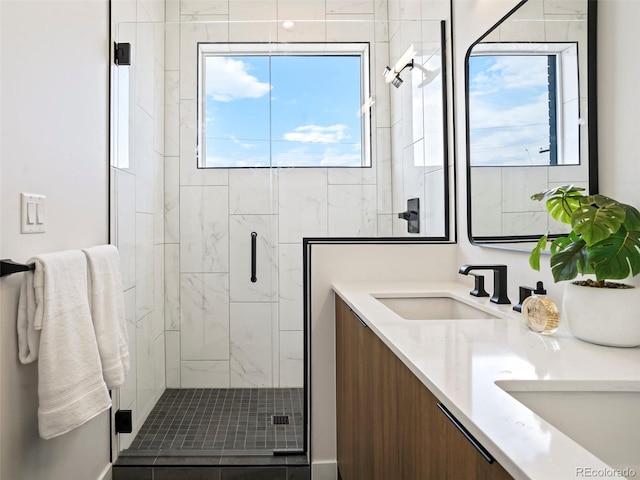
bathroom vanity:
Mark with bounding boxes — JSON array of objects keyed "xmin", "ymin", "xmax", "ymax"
[
  {"xmin": 335, "ymin": 294, "xmax": 512, "ymax": 479},
  {"xmin": 334, "ymin": 282, "xmax": 640, "ymax": 480}
]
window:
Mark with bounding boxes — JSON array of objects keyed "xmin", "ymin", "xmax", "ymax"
[
  {"xmin": 197, "ymin": 43, "xmax": 371, "ymax": 168},
  {"xmin": 468, "ymin": 43, "xmax": 579, "ymax": 167}
]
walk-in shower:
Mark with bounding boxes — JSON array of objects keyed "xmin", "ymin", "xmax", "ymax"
[{"xmin": 109, "ymin": 2, "xmax": 451, "ymax": 473}]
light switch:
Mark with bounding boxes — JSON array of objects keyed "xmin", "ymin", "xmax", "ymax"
[
  {"xmin": 27, "ymin": 203, "xmax": 36, "ymax": 224},
  {"xmin": 36, "ymin": 203, "xmax": 45, "ymax": 225},
  {"xmin": 21, "ymin": 193, "xmax": 46, "ymax": 233}
]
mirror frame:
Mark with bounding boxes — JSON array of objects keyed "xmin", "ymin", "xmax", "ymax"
[{"xmin": 464, "ymin": 0, "xmax": 599, "ymax": 245}]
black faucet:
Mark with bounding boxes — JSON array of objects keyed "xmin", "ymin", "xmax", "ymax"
[
  {"xmin": 513, "ymin": 281, "xmax": 546, "ymax": 313},
  {"xmin": 458, "ymin": 264, "xmax": 511, "ymax": 305}
]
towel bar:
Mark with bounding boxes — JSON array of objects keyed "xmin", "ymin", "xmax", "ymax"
[{"xmin": 0, "ymin": 259, "xmax": 35, "ymax": 277}]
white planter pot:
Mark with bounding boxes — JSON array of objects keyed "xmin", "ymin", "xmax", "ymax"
[{"xmin": 563, "ymin": 281, "xmax": 640, "ymax": 347}]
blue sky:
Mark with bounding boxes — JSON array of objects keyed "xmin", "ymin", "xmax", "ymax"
[
  {"xmin": 468, "ymin": 55, "xmax": 552, "ymax": 166},
  {"xmin": 203, "ymin": 54, "xmax": 363, "ymax": 168}
]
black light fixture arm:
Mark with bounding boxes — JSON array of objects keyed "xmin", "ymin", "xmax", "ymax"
[
  {"xmin": 384, "ymin": 60, "xmax": 415, "ymax": 88},
  {"xmin": 396, "ymin": 59, "xmax": 414, "ymax": 75}
]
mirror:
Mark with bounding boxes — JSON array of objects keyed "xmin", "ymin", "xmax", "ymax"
[{"xmin": 465, "ymin": 0, "xmax": 598, "ymax": 243}]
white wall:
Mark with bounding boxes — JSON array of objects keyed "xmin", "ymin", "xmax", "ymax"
[
  {"xmin": 597, "ymin": 0, "xmax": 640, "ymax": 208},
  {"xmin": 0, "ymin": 1, "xmax": 111, "ymax": 480}
]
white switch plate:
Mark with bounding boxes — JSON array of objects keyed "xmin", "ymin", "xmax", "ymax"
[{"xmin": 21, "ymin": 193, "xmax": 46, "ymax": 233}]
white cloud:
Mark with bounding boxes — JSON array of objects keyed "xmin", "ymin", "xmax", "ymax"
[
  {"xmin": 228, "ymin": 135, "xmax": 258, "ymax": 150},
  {"xmin": 206, "ymin": 57, "xmax": 271, "ymax": 102},
  {"xmin": 471, "ymin": 56, "xmax": 548, "ymax": 96},
  {"xmin": 470, "ymin": 92, "xmax": 548, "ymax": 129},
  {"xmin": 283, "ymin": 124, "xmax": 350, "ymax": 144},
  {"xmin": 270, "ymin": 142, "xmax": 362, "ymax": 167},
  {"xmin": 271, "ymin": 147, "xmax": 361, "ymax": 167},
  {"xmin": 469, "ymin": 90, "xmax": 551, "ymax": 166}
]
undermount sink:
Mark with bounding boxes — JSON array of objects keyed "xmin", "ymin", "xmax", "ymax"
[
  {"xmin": 497, "ymin": 381, "xmax": 640, "ymax": 473},
  {"xmin": 374, "ymin": 295, "xmax": 500, "ymax": 320}
]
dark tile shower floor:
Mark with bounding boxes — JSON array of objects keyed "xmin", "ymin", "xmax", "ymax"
[{"xmin": 122, "ymin": 388, "xmax": 304, "ymax": 457}]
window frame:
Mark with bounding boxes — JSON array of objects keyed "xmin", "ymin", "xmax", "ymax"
[{"xmin": 196, "ymin": 42, "xmax": 372, "ymax": 169}]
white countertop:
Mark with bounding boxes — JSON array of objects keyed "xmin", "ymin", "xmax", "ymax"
[{"xmin": 333, "ymin": 281, "xmax": 640, "ymax": 480}]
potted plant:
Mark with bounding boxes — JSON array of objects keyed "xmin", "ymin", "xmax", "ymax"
[{"xmin": 529, "ymin": 184, "xmax": 640, "ymax": 347}]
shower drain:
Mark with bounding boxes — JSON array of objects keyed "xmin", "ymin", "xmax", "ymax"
[{"xmin": 271, "ymin": 415, "xmax": 290, "ymax": 425}]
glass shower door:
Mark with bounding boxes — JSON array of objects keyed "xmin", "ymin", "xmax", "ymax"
[{"xmin": 111, "ymin": 17, "xmax": 305, "ymax": 459}]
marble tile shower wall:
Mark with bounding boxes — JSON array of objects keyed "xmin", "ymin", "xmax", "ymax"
[
  {"xmin": 470, "ymin": 0, "xmax": 589, "ymax": 237},
  {"xmin": 389, "ymin": 0, "xmax": 451, "ymax": 238},
  {"xmin": 163, "ymin": 0, "xmax": 395, "ymax": 390},
  {"xmin": 112, "ymin": 0, "xmax": 167, "ymax": 450}
]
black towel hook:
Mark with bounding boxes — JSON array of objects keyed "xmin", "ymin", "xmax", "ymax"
[{"xmin": 0, "ymin": 259, "xmax": 35, "ymax": 277}]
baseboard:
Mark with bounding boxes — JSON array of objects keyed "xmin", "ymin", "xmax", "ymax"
[{"xmin": 311, "ymin": 460, "xmax": 337, "ymax": 480}]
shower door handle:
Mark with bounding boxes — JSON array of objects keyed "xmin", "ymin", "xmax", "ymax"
[{"xmin": 250, "ymin": 232, "xmax": 257, "ymax": 283}]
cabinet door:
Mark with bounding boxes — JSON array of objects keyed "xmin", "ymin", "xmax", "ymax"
[
  {"xmin": 336, "ymin": 296, "xmax": 424, "ymax": 479},
  {"xmin": 390, "ymin": 336, "xmax": 513, "ymax": 480},
  {"xmin": 436, "ymin": 403, "xmax": 513, "ymax": 480},
  {"xmin": 394, "ymin": 352, "xmax": 440, "ymax": 478},
  {"xmin": 368, "ymin": 320, "xmax": 401, "ymax": 479},
  {"xmin": 335, "ymin": 297, "xmax": 355, "ymax": 480},
  {"xmin": 335, "ymin": 297, "xmax": 373, "ymax": 480}
]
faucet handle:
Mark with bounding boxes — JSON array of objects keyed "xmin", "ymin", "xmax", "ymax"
[
  {"xmin": 469, "ymin": 273, "xmax": 489, "ymax": 298},
  {"xmin": 513, "ymin": 282, "xmax": 546, "ymax": 312}
]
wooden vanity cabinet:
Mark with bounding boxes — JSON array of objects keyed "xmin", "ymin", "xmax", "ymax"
[{"xmin": 335, "ymin": 295, "xmax": 513, "ymax": 480}]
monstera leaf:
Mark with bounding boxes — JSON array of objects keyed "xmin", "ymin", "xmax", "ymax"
[
  {"xmin": 571, "ymin": 195, "xmax": 626, "ymax": 246},
  {"xmin": 549, "ymin": 237, "xmax": 589, "ymax": 282},
  {"xmin": 529, "ymin": 234, "xmax": 548, "ymax": 271},
  {"xmin": 530, "ymin": 186, "xmax": 640, "ymax": 284},
  {"xmin": 588, "ymin": 230, "xmax": 640, "ymax": 280},
  {"xmin": 531, "ymin": 185, "xmax": 585, "ymax": 224},
  {"xmin": 622, "ymin": 202, "xmax": 640, "ymax": 231}
]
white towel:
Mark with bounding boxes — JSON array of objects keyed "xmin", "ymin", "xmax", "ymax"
[
  {"xmin": 17, "ymin": 265, "xmax": 39, "ymax": 363},
  {"xmin": 16, "ymin": 250, "xmax": 111, "ymax": 439},
  {"xmin": 82, "ymin": 245, "xmax": 130, "ymax": 389}
]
